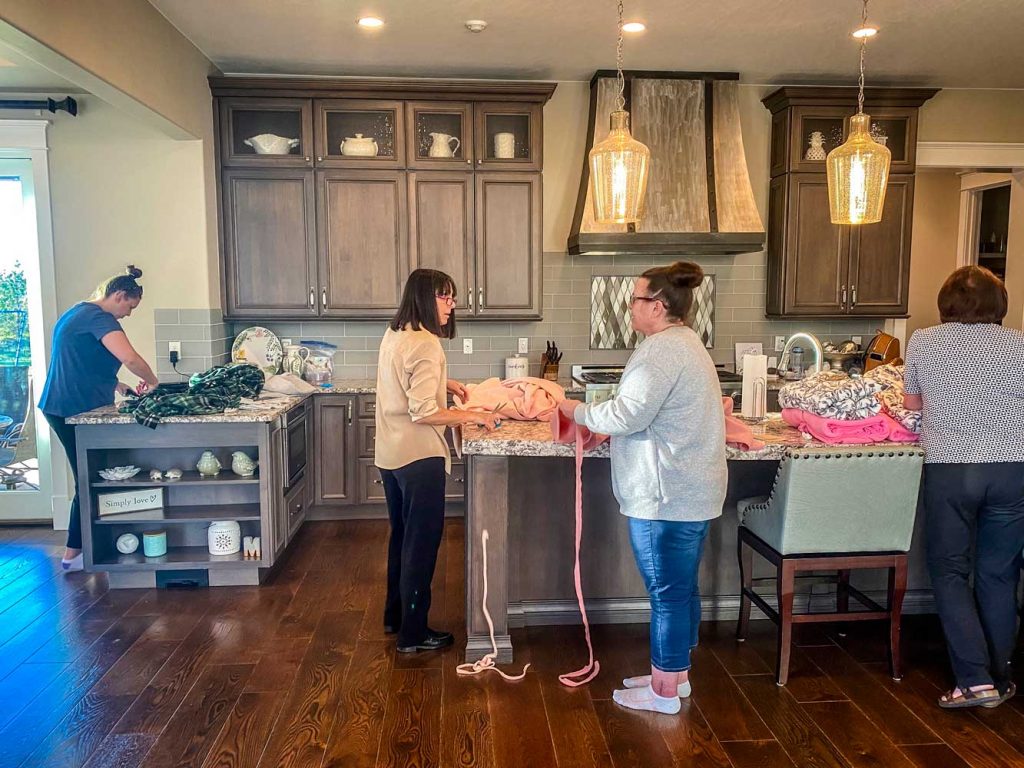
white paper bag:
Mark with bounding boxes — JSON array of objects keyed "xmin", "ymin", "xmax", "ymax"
[{"xmin": 741, "ymin": 354, "xmax": 768, "ymax": 419}]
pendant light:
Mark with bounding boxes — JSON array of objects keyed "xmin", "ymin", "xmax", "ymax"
[
  {"xmin": 826, "ymin": 0, "xmax": 891, "ymax": 225},
  {"xmin": 589, "ymin": 0, "xmax": 651, "ymax": 225}
]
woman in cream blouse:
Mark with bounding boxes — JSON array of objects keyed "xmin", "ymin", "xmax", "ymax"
[{"xmin": 375, "ymin": 269, "xmax": 497, "ymax": 654}]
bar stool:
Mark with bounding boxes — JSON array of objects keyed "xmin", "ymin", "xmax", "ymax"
[{"xmin": 736, "ymin": 446, "xmax": 924, "ymax": 685}]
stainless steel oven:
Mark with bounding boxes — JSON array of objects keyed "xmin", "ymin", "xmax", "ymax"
[{"xmin": 281, "ymin": 399, "xmax": 309, "ymax": 494}]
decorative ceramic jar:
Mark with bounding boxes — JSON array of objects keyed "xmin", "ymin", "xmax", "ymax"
[
  {"xmin": 208, "ymin": 521, "xmax": 242, "ymax": 555},
  {"xmin": 428, "ymin": 132, "xmax": 460, "ymax": 158},
  {"xmin": 231, "ymin": 451, "xmax": 258, "ymax": 478},
  {"xmin": 142, "ymin": 530, "xmax": 167, "ymax": 557},
  {"xmin": 243, "ymin": 134, "xmax": 300, "ymax": 155},
  {"xmin": 494, "ymin": 131, "xmax": 516, "ymax": 159},
  {"xmin": 196, "ymin": 451, "xmax": 222, "ymax": 477},
  {"xmin": 805, "ymin": 131, "xmax": 827, "ymax": 160},
  {"xmin": 340, "ymin": 133, "xmax": 379, "ymax": 156}
]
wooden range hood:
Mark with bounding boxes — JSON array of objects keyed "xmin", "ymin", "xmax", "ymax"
[{"xmin": 568, "ymin": 71, "xmax": 765, "ymax": 256}]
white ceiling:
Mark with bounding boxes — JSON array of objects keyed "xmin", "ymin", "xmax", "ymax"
[{"xmin": 148, "ymin": 0, "xmax": 1024, "ymax": 88}]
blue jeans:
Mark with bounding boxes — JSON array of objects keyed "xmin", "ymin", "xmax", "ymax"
[{"xmin": 628, "ymin": 517, "xmax": 709, "ymax": 672}]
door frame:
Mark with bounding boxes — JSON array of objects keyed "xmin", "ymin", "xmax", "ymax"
[{"xmin": 0, "ymin": 119, "xmax": 64, "ymax": 523}]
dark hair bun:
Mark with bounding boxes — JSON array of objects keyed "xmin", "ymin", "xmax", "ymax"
[
  {"xmin": 668, "ymin": 261, "xmax": 703, "ymax": 289},
  {"xmin": 125, "ymin": 265, "xmax": 143, "ymax": 280}
]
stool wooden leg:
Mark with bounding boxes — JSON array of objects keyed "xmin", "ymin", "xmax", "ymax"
[
  {"xmin": 776, "ymin": 560, "xmax": 796, "ymax": 686},
  {"xmin": 888, "ymin": 556, "xmax": 908, "ymax": 681},
  {"xmin": 837, "ymin": 569, "xmax": 851, "ymax": 637},
  {"xmin": 737, "ymin": 532, "xmax": 753, "ymax": 641}
]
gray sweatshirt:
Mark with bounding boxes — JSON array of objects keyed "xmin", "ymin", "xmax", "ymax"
[{"xmin": 575, "ymin": 326, "xmax": 727, "ymax": 522}]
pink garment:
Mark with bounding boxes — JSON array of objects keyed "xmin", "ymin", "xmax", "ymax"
[
  {"xmin": 722, "ymin": 397, "xmax": 766, "ymax": 451},
  {"xmin": 550, "ymin": 407, "xmax": 609, "ymax": 451},
  {"xmin": 782, "ymin": 408, "xmax": 920, "ymax": 445},
  {"xmin": 455, "ymin": 377, "xmax": 565, "ymax": 420}
]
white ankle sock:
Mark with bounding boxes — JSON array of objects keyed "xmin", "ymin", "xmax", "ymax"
[
  {"xmin": 622, "ymin": 675, "xmax": 691, "ymax": 698},
  {"xmin": 612, "ymin": 684, "xmax": 681, "ymax": 714},
  {"xmin": 61, "ymin": 553, "xmax": 84, "ymax": 572}
]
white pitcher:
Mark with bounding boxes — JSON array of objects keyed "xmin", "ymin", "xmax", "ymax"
[
  {"xmin": 428, "ymin": 132, "xmax": 460, "ymax": 158},
  {"xmin": 494, "ymin": 132, "xmax": 516, "ymax": 159}
]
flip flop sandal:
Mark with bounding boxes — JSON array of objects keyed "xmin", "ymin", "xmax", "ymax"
[
  {"xmin": 937, "ymin": 686, "xmax": 1001, "ymax": 709},
  {"xmin": 981, "ymin": 682, "xmax": 1017, "ymax": 709}
]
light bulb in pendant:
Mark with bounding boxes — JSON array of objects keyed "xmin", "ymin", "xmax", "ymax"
[{"xmin": 849, "ymin": 153, "xmax": 867, "ymax": 224}]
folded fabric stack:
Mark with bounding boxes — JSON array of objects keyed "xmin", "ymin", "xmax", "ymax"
[
  {"xmin": 119, "ymin": 363, "xmax": 265, "ymax": 428},
  {"xmin": 454, "ymin": 376, "xmax": 566, "ymax": 420},
  {"xmin": 778, "ymin": 365, "xmax": 918, "ymax": 445}
]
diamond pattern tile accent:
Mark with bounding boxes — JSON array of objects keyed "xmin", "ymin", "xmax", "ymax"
[{"xmin": 590, "ymin": 275, "xmax": 715, "ymax": 350}]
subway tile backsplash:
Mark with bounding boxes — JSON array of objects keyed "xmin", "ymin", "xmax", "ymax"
[{"xmin": 154, "ymin": 250, "xmax": 881, "ymax": 382}]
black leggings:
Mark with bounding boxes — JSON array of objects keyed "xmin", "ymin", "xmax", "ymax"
[
  {"xmin": 924, "ymin": 462, "xmax": 1024, "ymax": 692},
  {"xmin": 43, "ymin": 413, "xmax": 82, "ymax": 551},
  {"xmin": 379, "ymin": 457, "xmax": 446, "ymax": 646}
]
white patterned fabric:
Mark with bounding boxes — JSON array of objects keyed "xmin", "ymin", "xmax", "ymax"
[
  {"xmin": 777, "ymin": 370, "xmax": 882, "ymax": 421},
  {"xmin": 865, "ymin": 364, "xmax": 921, "ymax": 433},
  {"xmin": 904, "ymin": 322, "xmax": 1024, "ymax": 464}
]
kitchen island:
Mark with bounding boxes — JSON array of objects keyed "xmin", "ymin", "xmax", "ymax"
[
  {"xmin": 461, "ymin": 417, "xmax": 928, "ymax": 664},
  {"xmin": 67, "ymin": 394, "xmax": 312, "ymax": 587}
]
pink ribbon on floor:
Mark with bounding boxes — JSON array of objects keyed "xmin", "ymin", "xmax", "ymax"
[{"xmin": 456, "ymin": 529, "xmax": 531, "ymax": 682}]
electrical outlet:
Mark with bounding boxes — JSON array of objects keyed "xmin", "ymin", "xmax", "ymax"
[
  {"xmin": 168, "ymin": 341, "xmax": 181, "ymax": 363},
  {"xmin": 463, "ymin": 338, "xmax": 473, "ymax": 355},
  {"xmin": 852, "ymin": 335, "xmax": 863, "ymax": 346},
  {"xmin": 774, "ymin": 336, "xmax": 786, "ymax": 352},
  {"xmin": 281, "ymin": 338, "xmax": 292, "ymax": 346},
  {"xmin": 518, "ymin": 337, "xmax": 529, "ymax": 354}
]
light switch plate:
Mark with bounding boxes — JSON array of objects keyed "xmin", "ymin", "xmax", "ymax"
[
  {"xmin": 168, "ymin": 341, "xmax": 181, "ymax": 355},
  {"xmin": 852, "ymin": 335, "xmax": 863, "ymax": 346},
  {"xmin": 734, "ymin": 342, "xmax": 763, "ymax": 374},
  {"xmin": 463, "ymin": 338, "xmax": 473, "ymax": 355},
  {"xmin": 518, "ymin": 337, "xmax": 529, "ymax": 354},
  {"xmin": 774, "ymin": 336, "xmax": 787, "ymax": 352}
]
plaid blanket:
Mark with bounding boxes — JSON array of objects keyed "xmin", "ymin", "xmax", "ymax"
[{"xmin": 119, "ymin": 363, "xmax": 264, "ymax": 428}]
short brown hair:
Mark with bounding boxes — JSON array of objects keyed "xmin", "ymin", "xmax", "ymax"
[
  {"xmin": 641, "ymin": 261, "xmax": 704, "ymax": 322},
  {"xmin": 390, "ymin": 268, "xmax": 457, "ymax": 339},
  {"xmin": 938, "ymin": 266, "xmax": 1007, "ymax": 324}
]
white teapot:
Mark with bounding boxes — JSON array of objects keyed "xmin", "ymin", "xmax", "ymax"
[
  {"xmin": 244, "ymin": 134, "xmax": 300, "ymax": 155},
  {"xmin": 340, "ymin": 133, "xmax": 379, "ymax": 157},
  {"xmin": 428, "ymin": 132, "xmax": 460, "ymax": 158}
]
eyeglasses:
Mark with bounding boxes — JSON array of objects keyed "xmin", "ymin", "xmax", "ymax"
[
  {"xmin": 435, "ymin": 294, "xmax": 456, "ymax": 307},
  {"xmin": 629, "ymin": 294, "xmax": 664, "ymax": 307}
]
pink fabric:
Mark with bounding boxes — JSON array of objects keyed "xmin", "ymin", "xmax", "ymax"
[
  {"xmin": 455, "ymin": 377, "xmax": 566, "ymax": 420},
  {"xmin": 722, "ymin": 397, "xmax": 766, "ymax": 451},
  {"xmin": 782, "ymin": 408, "xmax": 920, "ymax": 445},
  {"xmin": 550, "ymin": 407, "xmax": 609, "ymax": 451}
]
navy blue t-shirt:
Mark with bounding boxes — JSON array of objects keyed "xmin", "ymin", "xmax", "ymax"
[{"xmin": 39, "ymin": 302, "xmax": 123, "ymax": 418}]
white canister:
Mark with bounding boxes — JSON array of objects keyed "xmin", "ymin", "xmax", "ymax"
[
  {"xmin": 504, "ymin": 355, "xmax": 528, "ymax": 380},
  {"xmin": 494, "ymin": 132, "xmax": 516, "ymax": 159},
  {"xmin": 208, "ymin": 521, "xmax": 242, "ymax": 555}
]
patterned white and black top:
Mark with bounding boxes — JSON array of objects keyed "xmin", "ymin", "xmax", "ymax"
[{"xmin": 904, "ymin": 322, "xmax": 1024, "ymax": 464}]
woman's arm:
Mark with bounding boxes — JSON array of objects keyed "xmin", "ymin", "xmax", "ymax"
[
  {"xmin": 903, "ymin": 393, "xmax": 923, "ymax": 411},
  {"xmin": 575, "ymin": 360, "xmax": 676, "ymax": 437},
  {"xmin": 417, "ymin": 408, "xmax": 498, "ymax": 430},
  {"xmin": 101, "ymin": 331, "xmax": 159, "ymax": 389}
]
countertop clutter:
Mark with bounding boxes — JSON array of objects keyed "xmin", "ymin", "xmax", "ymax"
[{"xmin": 66, "ymin": 394, "xmax": 307, "ymax": 425}]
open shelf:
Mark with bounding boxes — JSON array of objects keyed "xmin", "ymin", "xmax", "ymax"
[
  {"xmin": 94, "ymin": 503, "xmax": 261, "ymax": 525},
  {"xmin": 91, "ymin": 470, "xmax": 259, "ymax": 488},
  {"xmin": 93, "ymin": 547, "xmax": 259, "ymax": 570}
]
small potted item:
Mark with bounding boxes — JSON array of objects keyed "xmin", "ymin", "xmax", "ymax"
[
  {"xmin": 231, "ymin": 451, "xmax": 258, "ymax": 478},
  {"xmin": 196, "ymin": 451, "xmax": 222, "ymax": 477},
  {"xmin": 142, "ymin": 530, "xmax": 167, "ymax": 557},
  {"xmin": 208, "ymin": 521, "xmax": 242, "ymax": 555}
]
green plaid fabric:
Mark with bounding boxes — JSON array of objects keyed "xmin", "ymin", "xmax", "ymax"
[{"xmin": 120, "ymin": 363, "xmax": 265, "ymax": 428}]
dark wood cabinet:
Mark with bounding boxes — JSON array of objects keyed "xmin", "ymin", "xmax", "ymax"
[
  {"xmin": 762, "ymin": 86, "xmax": 937, "ymax": 318},
  {"xmin": 222, "ymin": 169, "xmax": 318, "ymax": 317},
  {"xmin": 317, "ymin": 169, "xmax": 408, "ymax": 317},
  {"xmin": 212, "ymin": 77, "xmax": 555, "ymax": 321},
  {"xmin": 313, "ymin": 395, "xmax": 356, "ymax": 506}
]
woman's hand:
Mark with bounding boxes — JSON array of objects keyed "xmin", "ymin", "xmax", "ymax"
[
  {"xmin": 115, "ymin": 382, "xmax": 138, "ymax": 397},
  {"xmin": 467, "ymin": 413, "xmax": 499, "ymax": 431},
  {"xmin": 558, "ymin": 399, "xmax": 582, "ymax": 419},
  {"xmin": 447, "ymin": 379, "xmax": 468, "ymax": 401}
]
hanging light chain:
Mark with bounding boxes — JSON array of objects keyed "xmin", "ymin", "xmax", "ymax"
[
  {"xmin": 616, "ymin": 0, "xmax": 626, "ymax": 111},
  {"xmin": 857, "ymin": 0, "xmax": 868, "ymax": 114}
]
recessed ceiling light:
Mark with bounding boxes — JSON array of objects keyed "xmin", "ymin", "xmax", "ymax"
[
  {"xmin": 357, "ymin": 16, "xmax": 385, "ymax": 29},
  {"xmin": 852, "ymin": 25, "xmax": 878, "ymax": 39},
  {"xmin": 465, "ymin": 19, "xmax": 488, "ymax": 33},
  {"xmin": 622, "ymin": 21, "xmax": 646, "ymax": 33}
]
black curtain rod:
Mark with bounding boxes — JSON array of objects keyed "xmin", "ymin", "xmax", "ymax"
[{"xmin": 0, "ymin": 96, "xmax": 77, "ymax": 116}]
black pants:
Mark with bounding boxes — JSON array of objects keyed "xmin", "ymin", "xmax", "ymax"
[
  {"xmin": 380, "ymin": 457, "xmax": 446, "ymax": 646},
  {"xmin": 44, "ymin": 413, "xmax": 81, "ymax": 551},
  {"xmin": 924, "ymin": 462, "xmax": 1024, "ymax": 691}
]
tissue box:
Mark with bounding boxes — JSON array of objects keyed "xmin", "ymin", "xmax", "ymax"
[{"xmin": 97, "ymin": 488, "xmax": 164, "ymax": 517}]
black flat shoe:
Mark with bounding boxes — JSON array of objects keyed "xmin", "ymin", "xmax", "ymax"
[{"xmin": 396, "ymin": 629, "xmax": 454, "ymax": 654}]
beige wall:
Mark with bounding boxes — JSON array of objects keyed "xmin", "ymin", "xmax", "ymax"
[
  {"xmin": 906, "ymin": 170, "xmax": 961, "ymax": 336},
  {"xmin": 920, "ymin": 90, "xmax": 1024, "ymax": 143}
]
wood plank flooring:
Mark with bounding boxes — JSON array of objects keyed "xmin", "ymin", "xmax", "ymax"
[{"xmin": 1, "ymin": 520, "xmax": 1023, "ymax": 767}]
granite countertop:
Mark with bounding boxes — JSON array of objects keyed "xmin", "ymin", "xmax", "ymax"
[
  {"xmin": 66, "ymin": 394, "xmax": 309, "ymax": 425},
  {"xmin": 319, "ymin": 379, "xmax": 586, "ymax": 395},
  {"xmin": 462, "ymin": 416, "xmax": 921, "ymax": 462}
]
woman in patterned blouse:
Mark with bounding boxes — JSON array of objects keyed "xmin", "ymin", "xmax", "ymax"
[{"xmin": 903, "ymin": 266, "xmax": 1024, "ymax": 710}]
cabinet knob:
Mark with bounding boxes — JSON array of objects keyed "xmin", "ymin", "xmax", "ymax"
[
  {"xmin": 467, "ymin": 159, "xmax": 472, "ymax": 165},
  {"xmin": 317, "ymin": 156, "xmax": 323, "ymax": 162},
  {"xmin": 305, "ymin": 156, "xmax": 311, "ymax": 162}
]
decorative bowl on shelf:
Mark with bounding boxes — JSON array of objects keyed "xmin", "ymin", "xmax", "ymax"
[
  {"xmin": 243, "ymin": 133, "xmax": 299, "ymax": 155},
  {"xmin": 98, "ymin": 465, "xmax": 142, "ymax": 481}
]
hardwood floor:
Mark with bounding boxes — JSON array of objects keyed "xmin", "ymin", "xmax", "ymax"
[{"xmin": 1, "ymin": 520, "xmax": 1023, "ymax": 767}]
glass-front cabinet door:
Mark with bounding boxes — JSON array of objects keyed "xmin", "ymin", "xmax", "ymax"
[
  {"xmin": 864, "ymin": 108, "xmax": 917, "ymax": 173},
  {"xmin": 314, "ymin": 99, "xmax": 404, "ymax": 168},
  {"xmin": 219, "ymin": 98, "xmax": 313, "ymax": 167},
  {"xmin": 475, "ymin": 103, "xmax": 542, "ymax": 171},
  {"xmin": 406, "ymin": 102, "xmax": 474, "ymax": 170},
  {"xmin": 787, "ymin": 106, "xmax": 854, "ymax": 173}
]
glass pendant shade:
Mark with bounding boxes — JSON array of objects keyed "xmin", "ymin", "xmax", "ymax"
[
  {"xmin": 826, "ymin": 113, "xmax": 891, "ymax": 225},
  {"xmin": 589, "ymin": 110, "xmax": 651, "ymax": 225}
]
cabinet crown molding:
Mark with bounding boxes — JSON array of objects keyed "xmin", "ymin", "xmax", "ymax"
[{"xmin": 210, "ymin": 76, "xmax": 557, "ymax": 102}]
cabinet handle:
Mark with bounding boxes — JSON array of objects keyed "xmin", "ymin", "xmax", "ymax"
[
  {"xmin": 454, "ymin": 477, "xmax": 465, "ymax": 483},
  {"xmin": 367, "ymin": 402, "xmax": 376, "ymax": 411},
  {"xmin": 373, "ymin": 478, "xmax": 383, "ymax": 485},
  {"xmin": 478, "ymin": 288, "xmax": 483, "ymax": 309},
  {"xmin": 291, "ymin": 502, "xmax": 303, "ymax": 516},
  {"xmin": 317, "ymin": 156, "xmax": 323, "ymax": 162},
  {"xmin": 468, "ymin": 290, "xmax": 474, "ymax": 310},
  {"xmin": 309, "ymin": 287, "xmax": 315, "ymax": 308},
  {"xmin": 346, "ymin": 399, "xmax": 353, "ymax": 425},
  {"xmin": 841, "ymin": 285, "xmax": 847, "ymax": 305},
  {"xmin": 305, "ymin": 156, "xmax": 311, "ymax": 163},
  {"xmin": 321, "ymin": 288, "xmax": 327, "ymax": 308},
  {"xmin": 851, "ymin": 285, "xmax": 857, "ymax": 306}
]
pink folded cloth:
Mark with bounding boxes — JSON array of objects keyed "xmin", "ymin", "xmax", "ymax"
[
  {"xmin": 455, "ymin": 377, "xmax": 566, "ymax": 420},
  {"xmin": 782, "ymin": 408, "xmax": 920, "ymax": 445},
  {"xmin": 549, "ymin": 407, "xmax": 608, "ymax": 451},
  {"xmin": 722, "ymin": 397, "xmax": 766, "ymax": 451}
]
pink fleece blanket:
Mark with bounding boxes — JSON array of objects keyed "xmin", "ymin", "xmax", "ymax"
[
  {"xmin": 782, "ymin": 408, "xmax": 920, "ymax": 445},
  {"xmin": 722, "ymin": 397, "xmax": 766, "ymax": 451},
  {"xmin": 455, "ymin": 377, "xmax": 566, "ymax": 420}
]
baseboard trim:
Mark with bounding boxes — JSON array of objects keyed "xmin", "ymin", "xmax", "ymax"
[{"xmin": 508, "ymin": 589, "xmax": 936, "ymax": 628}]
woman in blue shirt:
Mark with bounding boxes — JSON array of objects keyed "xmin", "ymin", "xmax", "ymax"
[{"xmin": 38, "ymin": 265, "xmax": 159, "ymax": 572}]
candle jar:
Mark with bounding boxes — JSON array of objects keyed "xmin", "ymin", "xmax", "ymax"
[{"xmin": 143, "ymin": 530, "xmax": 167, "ymax": 557}]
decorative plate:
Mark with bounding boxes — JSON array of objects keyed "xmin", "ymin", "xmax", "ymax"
[
  {"xmin": 231, "ymin": 327, "xmax": 283, "ymax": 376},
  {"xmin": 99, "ymin": 465, "xmax": 142, "ymax": 481}
]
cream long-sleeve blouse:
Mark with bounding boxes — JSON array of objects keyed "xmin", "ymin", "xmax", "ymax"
[{"xmin": 374, "ymin": 326, "xmax": 451, "ymax": 473}]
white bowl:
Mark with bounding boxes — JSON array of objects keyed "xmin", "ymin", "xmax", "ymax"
[{"xmin": 98, "ymin": 465, "xmax": 141, "ymax": 481}]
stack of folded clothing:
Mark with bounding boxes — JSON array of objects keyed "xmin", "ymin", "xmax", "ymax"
[{"xmin": 778, "ymin": 366, "xmax": 919, "ymax": 445}]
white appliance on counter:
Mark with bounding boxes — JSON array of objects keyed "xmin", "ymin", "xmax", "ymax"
[{"xmin": 572, "ymin": 364, "xmax": 745, "ymax": 405}]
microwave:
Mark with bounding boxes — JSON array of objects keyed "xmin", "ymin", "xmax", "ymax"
[{"xmin": 281, "ymin": 399, "xmax": 309, "ymax": 494}]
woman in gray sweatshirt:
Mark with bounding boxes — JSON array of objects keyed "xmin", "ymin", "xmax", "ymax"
[{"xmin": 558, "ymin": 261, "xmax": 727, "ymax": 715}]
